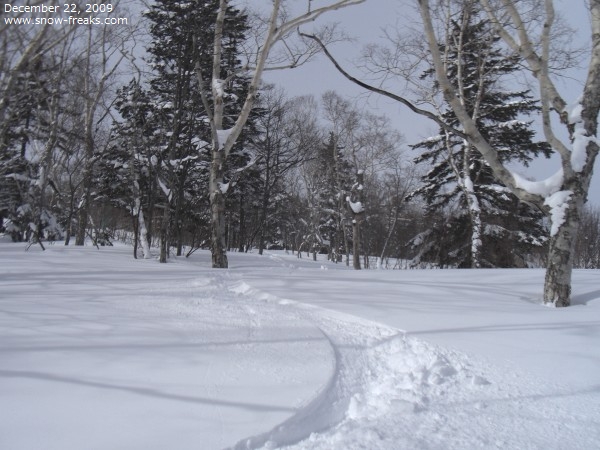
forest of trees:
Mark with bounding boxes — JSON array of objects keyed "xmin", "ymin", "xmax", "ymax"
[{"xmin": 1, "ymin": 1, "xmax": 600, "ymax": 299}]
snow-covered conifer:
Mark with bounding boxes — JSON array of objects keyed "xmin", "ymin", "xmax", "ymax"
[{"xmin": 410, "ymin": 7, "xmax": 550, "ymax": 268}]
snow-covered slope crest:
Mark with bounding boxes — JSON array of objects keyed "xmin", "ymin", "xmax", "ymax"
[{"xmin": 227, "ymin": 280, "xmax": 489, "ymax": 450}]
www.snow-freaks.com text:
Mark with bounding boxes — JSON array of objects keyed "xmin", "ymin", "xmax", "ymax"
[{"xmin": 3, "ymin": 3, "xmax": 128, "ymax": 26}]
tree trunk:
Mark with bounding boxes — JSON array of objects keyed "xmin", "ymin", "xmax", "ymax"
[
  {"xmin": 543, "ymin": 193, "xmax": 584, "ymax": 307},
  {"xmin": 64, "ymin": 189, "xmax": 75, "ymax": 245},
  {"xmin": 238, "ymin": 192, "xmax": 247, "ymax": 253},
  {"xmin": 210, "ymin": 149, "xmax": 228, "ymax": 268},
  {"xmin": 34, "ymin": 112, "xmax": 59, "ymax": 248},
  {"xmin": 75, "ymin": 171, "xmax": 91, "ymax": 245},
  {"xmin": 132, "ymin": 186, "xmax": 152, "ymax": 260},
  {"xmin": 464, "ymin": 178, "xmax": 483, "ymax": 268},
  {"xmin": 258, "ymin": 183, "xmax": 270, "ymax": 255},
  {"xmin": 138, "ymin": 208, "xmax": 151, "ymax": 259},
  {"xmin": 159, "ymin": 204, "xmax": 169, "ymax": 263},
  {"xmin": 343, "ymin": 225, "xmax": 350, "ymax": 266},
  {"xmin": 175, "ymin": 181, "xmax": 185, "ymax": 257},
  {"xmin": 378, "ymin": 205, "xmax": 400, "ymax": 269},
  {"xmin": 352, "ymin": 219, "xmax": 361, "ymax": 270},
  {"xmin": 132, "ymin": 212, "xmax": 139, "ymax": 259},
  {"xmin": 349, "ymin": 170, "xmax": 365, "ymax": 270},
  {"xmin": 75, "ymin": 130, "xmax": 94, "ymax": 246}
]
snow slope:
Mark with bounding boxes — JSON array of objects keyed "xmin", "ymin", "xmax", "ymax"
[{"xmin": 1, "ymin": 242, "xmax": 599, "ymax": 449}]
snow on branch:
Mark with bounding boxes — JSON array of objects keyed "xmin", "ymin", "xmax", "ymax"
[
  {"xmin": 545, "ymin": 190, "xmax": 573, "ymax": 237},
  {"xmin": 216, "ymin": 128, "xmax": 234, "ymax": 150},
  {"xmin": 568, "ymin": 99, "xmax": 596, "ymax": 172},
  {"xmin": 158, "ymin": 178, "xmax": 172, "ymax": 202},
  {"xmin": 511, "ymin": 169, "xmax": 563, "ymax": 197},
  {"xmin": 218, "ymin": 181, "xmax": 230, "ymax": 195},
  {"xmin": 346, "ymin": 196, "xmax": 364, "ymax": 214}
]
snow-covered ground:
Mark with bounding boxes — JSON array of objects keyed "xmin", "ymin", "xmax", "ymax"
[{"xmin": 1, "ymin": 241, "xmax": 599, "ymax": 449}]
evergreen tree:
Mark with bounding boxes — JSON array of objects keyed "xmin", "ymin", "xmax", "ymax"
[
  {"xmin": 98, "ymin": 79, "xmax": 163, "ymax": 257},
  {"xmin": 308, "ymin": 132, "xmax": 353, "ymax": 261},
  {"xmin": 0, "ymin": 54, "xmax": 68, "ymax": 244},
  {"xmin": 138, "ymin": 0, "xmax": 253, "ymax": 259},
  {"xmin": 410, "ymin": 7, "xmax": 550, "ymax": 268},
  {"xmin": 0, "ymin": 66, "xmax": 38, "ymax": 240}
]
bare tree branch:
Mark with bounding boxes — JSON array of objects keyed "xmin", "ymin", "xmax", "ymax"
[{"xmin": 299, "ymin": 30, "xmax": 473, "ymax": 141}]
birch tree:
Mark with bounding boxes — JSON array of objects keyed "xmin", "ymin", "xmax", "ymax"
[
  {"xmin": 417, "ymin": 0, "xmax": 600, "ymax": 306},
  {"xmin": 196, "ymin": 0, "xmax": 365, "ymax": 268}
]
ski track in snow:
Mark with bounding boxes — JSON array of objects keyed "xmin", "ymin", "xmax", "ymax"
[{"xmin": 223, "ymin": 269, "xmax": 600, "ymax": 450}]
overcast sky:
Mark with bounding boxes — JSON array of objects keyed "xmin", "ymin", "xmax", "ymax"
[{"xmin": 263, "ymin": 0, "xmax": 599, "ymax": 206}]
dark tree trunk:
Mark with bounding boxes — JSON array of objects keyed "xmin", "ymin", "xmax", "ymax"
[{"xmin": 159, "ymin": 204, "xmax": 170, "ymax": 263}]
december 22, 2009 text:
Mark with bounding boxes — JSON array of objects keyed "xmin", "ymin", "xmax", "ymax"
[{"xmin": 4, "ymin": 3, "xmax": 115, "ymax": 14}]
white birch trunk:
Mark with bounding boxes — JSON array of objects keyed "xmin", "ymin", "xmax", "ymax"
[
  {"xmin": 132, "ymin": 183, "xmax": 151, "ymax": 260},
  {"xmin": 462, "ymin": 175, "xmax": 483, "ymax": 268}
]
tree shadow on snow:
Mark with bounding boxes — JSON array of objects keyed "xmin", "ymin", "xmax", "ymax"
[{"xmin": 0, "ymin": 369, "xmax": 296, "ymax": 413}]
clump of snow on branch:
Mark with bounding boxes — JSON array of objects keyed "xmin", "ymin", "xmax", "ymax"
[
  {"xmin": 218, "ymin": 181, "xmax": 230, "ymax": 194},
  {"xmin": 511, "ymin": 169, "xmax": 563, "ymax": 197},
  {"xmin": 544, "ymin": 190, "xmax": 573, "ymax": 236},
  {"xmin": 497, "ymin": 120, "xmax": 527, "ymax": 128},
  {"xmin": 192, "ymin": 137, "xmax": 210, "ymax": 151},
  {"xmin": 346, "ymin": 196, "xmax": 364, "ymax": 214},
  {"xmin": 158, "ymin": 178, "xmax": 172, "ymax": 201},
  {"xmin": 212, "ymin": 78, "xmax": 225, "ymax": 97},
  {"xmin": 216, "ymin": 128, "xmax": 233, "ymax": 150},
  {"xmin": 568, "ymin": 99, "xmax": 596, "ymax": 173}
]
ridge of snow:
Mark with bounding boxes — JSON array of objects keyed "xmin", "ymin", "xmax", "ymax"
[{"xmin": 227, "ymin": 280, "xmax": 481, "ymax": 450}]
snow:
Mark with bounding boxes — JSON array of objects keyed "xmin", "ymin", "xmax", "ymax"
[
  {"xmin": 511, "ymin": 168, "xmax": 563, "ymax": 197},
  {"xmin": 497, "ymin": 119, "xmax": 527, "ymax": 128},
  {"xmin": 568, "ymin": 99, "xmax": 595, "ymax": 173},
  {"xmin": 544, "ymin": 190, "xmax": 573, "ymax": 236},
  {"xmin": 218, "ymin": 181, "xmax": 230, "ymax": 194},
  {"xmin": 192, "ymin": 137, "xmax": 210, "ymax": 150},
  {"xmin": 571, "ymin": 127, "xmax": 592, "ymax": 172},
  {"xmin": 213, "ymin": 79, "xmax": 225, "ymax": 97},
  {"xmin": 157, "ymin": 177, "xmax": 172, "ymax": 201},
  {"xmin": 1, "ymin": 242, "xmax": 599, "ymax": 449},
  {"xmin": 345, "ymin": 196, "xmax": 364, "ymax": 214},
  {"xmin": 217, "ymin": 128, "xmax": 234, "ymax": 150}
]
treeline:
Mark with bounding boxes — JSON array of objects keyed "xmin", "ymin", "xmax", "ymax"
[{"xmin": 1, "ymin": 0, "xmax": 599, "ymax": 269}]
